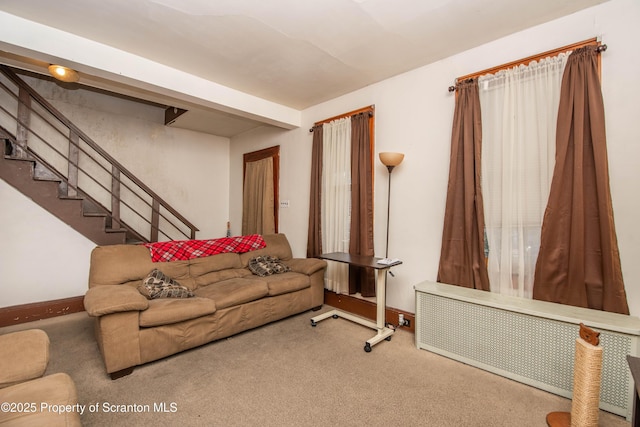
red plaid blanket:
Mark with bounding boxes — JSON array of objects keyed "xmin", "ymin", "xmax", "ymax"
[{"xmin": 142, "ymin": 234, "xmax": 266, "ymax": 262}]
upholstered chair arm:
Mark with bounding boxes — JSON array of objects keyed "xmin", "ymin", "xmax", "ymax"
[
  {"xmin": 284, "ymin": 258, "xmax": 327, "ymax": 276},
  {"xmin": 84, "ymin": 285, "xmax": 149, "ymax": 317},
  {"xmin": 0, "ymin": 329, "xmax": 50, "ymax": 389}
]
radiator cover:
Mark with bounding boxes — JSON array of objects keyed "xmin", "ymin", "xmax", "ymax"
[{"xmin": 415, "ymin": 281, "xmax": 640, "ymax": 420}]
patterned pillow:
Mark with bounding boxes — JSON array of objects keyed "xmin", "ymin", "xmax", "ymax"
[
  {"xmin": 248, "ymin": 255, "xmax": 291, "ymax": 277},
  {"xmin": 138, "ymin": 269, "xmax": 194, "ymax": 299}
]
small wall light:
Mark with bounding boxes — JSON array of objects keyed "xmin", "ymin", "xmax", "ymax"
[{"xmin": 48, "ymin": 65, "xmax": 79, "ymax": 83}]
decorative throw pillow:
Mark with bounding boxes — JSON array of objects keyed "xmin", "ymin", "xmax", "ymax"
[
  {"xmin": 248, "ymin": 255, "xmax": 291, "ymax": 277},
  {"xmin": 138, "ymin": 269, "xmax": 194, "ymax": 299}
]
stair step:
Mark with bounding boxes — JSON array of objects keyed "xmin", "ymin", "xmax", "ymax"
[
  {"xmin": 3, "ymin": 154, "xmax": 35, "ymax": 165},
  {"xmin": 81, "ymin": 198, "xmax": 104, "ymax": 214},
  {"xmin": 105, "ymin": 228, "xmax": 128, "ymax": 234},
  {"xmin": 83, "ymin": 212, "xmax": 109, "ymax": 218},
  {"xmin": 33, "ymin": 162, "xmax": 60, "ymax": 181},
  {"xmin": 1, "ymin": 154, "xmax": 127, "ymax": 245},
  {"xmin": 4, "ymin": 154, "xmax": 34, "ymax": 162}
]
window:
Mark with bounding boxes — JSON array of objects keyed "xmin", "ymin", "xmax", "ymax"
[
  {"xmin": 308, "ymin": 106, "xmax": 376, "ymax": 296},
  {"xmin": 454, "ymin": 38, "xmax": 601, "ymax": 298}
]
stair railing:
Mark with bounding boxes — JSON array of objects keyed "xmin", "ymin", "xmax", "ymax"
[{"xmin": 0, "ymin": 65, "xmax": 198, "ymax": 242}]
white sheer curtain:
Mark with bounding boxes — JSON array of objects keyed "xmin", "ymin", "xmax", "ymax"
[
  {"xmin": 478, "ymin": 53, "xmax": 569, "ymax": 298},
  {"xmin": 321, "ymin": 117, "xmax": 351, "ymax": 294}
]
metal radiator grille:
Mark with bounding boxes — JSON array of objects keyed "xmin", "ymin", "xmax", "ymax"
[{"xmin": 417, "ymin": 291, "xmax": 633, "ymax": 418}]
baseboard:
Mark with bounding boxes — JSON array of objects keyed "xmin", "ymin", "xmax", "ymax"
[
  {"xmin": 0, "ymin": 292, "xmax": 415, "ymax": 332},
  {"xmin": 324, "ymin": 289, "xmax": 415, "ymax": 333},
  {"xmin": 0, "ymin": 296, "xmax": 85, "ymax": 328}
]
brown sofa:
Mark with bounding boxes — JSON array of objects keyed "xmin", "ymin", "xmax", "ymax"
[
  {"xmin": 0, "ymin": 329, "xmax": 82, "ymax": 426},
  {"xmin": 84, "ymin": 233, "xmax": 326, "ymax": 379}
]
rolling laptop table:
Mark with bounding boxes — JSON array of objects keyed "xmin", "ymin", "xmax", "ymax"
[{"xmin": 310, "ymin": 252, "xmax": 402, "ymax": 352}]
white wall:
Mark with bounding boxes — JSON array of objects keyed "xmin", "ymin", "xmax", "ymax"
[
  {"xmin": 230, "ymin": 125, "xmax": 311, "ymax": 248},
  {"xmin": 230, "ymin": 0, "xmax": 640, "ymax": 317},
  {"xmin": 1, "ymin": 80, "xmax": 232, "ymax": 307},
  {"xmin": 0, "ymin": 180, "xmax": 96, "ymax": 306}
]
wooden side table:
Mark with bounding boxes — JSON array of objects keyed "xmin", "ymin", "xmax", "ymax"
[{"xmin": 310, "ymin": 252, "xmax": 402, "ymax": 352}]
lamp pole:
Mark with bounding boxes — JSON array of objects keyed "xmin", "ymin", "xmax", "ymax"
[
  {"xmin": 385, "ymin": 165, "xmax": 394, "ymax": 258},
  {"xmin": 378, "ymin": 152, "xmax": 404, "ymax": 260}
]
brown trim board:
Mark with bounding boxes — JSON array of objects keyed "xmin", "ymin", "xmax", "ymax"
[
  {"xmin": 0, "ymin": 291, "xmax": 415, "ymax": 333},
  {"xmin": 0, "ymin": 296, "xmax": 85, "ymax": 328},
  {"xmin": 324, "ymin": 289, "xmax": 415, "ymax": 333}
]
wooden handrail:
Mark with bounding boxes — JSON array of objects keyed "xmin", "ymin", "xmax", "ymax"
[{"xmin": 0, "ymin": 65, "xmax": 199, "ymax": 241}]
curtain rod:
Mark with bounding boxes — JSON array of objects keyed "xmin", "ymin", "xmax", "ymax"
[
  {"xmin": 309, "ymin": 106, "xmax": 374, "ymax": 132},
  {"xmin": 447, "ymin": 42, "xmax": 607, "ymax": 93}
]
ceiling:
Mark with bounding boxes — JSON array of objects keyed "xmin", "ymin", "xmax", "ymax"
[{"xmin": 0, "ymin": 0, "xmax": 608, "ymax": 137}]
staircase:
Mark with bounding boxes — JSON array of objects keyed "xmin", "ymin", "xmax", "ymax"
[
  {"xmin": 0, "ymin": 65, "xmax": 198, "ymax": 245},
  {"xmin": 1, "ymin": 134, "xmax": 131, "ymax": 244}
]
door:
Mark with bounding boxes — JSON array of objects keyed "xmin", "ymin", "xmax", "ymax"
[{"xmin": 242, "ymin": 146, "xmax": 279, "ymax": 235}]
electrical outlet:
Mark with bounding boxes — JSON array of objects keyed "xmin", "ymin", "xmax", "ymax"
[{"xmin": 398, "ymin": 314, "xmax": 410, "ymax": 327}]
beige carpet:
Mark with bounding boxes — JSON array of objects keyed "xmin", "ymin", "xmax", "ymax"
[{"xmin": 0, "ymin": 307, "xmax": 630, "ymax": 427}]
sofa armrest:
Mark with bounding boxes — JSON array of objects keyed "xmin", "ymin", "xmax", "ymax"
[
  {"xmin": 284, "ymin": 258, "xmax": 327, "ymax": 276},
  {"xmin": 84, "ymin": 285, "xmax": 149, "ymax": 317},
  {"xmin": 0, "ymin": 329, "xmax": 49, "ymax": 389}
]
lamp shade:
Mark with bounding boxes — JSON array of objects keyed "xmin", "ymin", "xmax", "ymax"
[
  {"xmin": 48, "ymin": 65, "xmax": 79, "ymax": 83},
  {"xmin": 379, "ymin": 152, "xmax": 404, "ymax": 167}
]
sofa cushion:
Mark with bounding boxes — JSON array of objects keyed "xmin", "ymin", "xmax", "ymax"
[
  {"xmin": 248, "ymin": 255, "xmax": 291, "ymax": 277},
  {"xmin": 189, "ymin": 252, "xmax": 243, "ymax": 276},
  {"xmin": 239, "ymin": 233, "xmax": 293, "ymax": 266},
  {"xmin": 89, "ymin": 244, "xmax": 190, "ymax": 287},
  {"xmin": 139, "ymin": 297, "xmax": 217, "ymax": 327},
  {"xmin": 138, "ymin": 269, "xmax": 194, "ymax": 299},
  {"xmin": 193, "ymin": 278, "xmax": 268, "ymax": 309},
  {"xmin": 192, "ymin": 268, "xmax": 252, "ymax": 289},
  {"xmin": 262, "ymin": 272, "xmax": 311, "ymax": 296}
]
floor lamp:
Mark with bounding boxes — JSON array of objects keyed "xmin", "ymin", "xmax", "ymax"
[{"xmin": 379, "ymin": 152, "xmax": 404, "ymax": 261}]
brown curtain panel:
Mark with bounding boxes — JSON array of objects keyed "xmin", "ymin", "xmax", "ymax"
[
  {"xmin": 348, "ymin": 113, "xmax": 376, "ymax": 296},
  {"xmin": 437, "ymin": 79, "xmax": 490, "ymax": 291},
  {"xmin": 533, "ymin": 46, "xmax": 629, "ymax": 314},
  {"xmin": 307, "ymin": 125, "xmax": 323, "ymax": 258}
]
